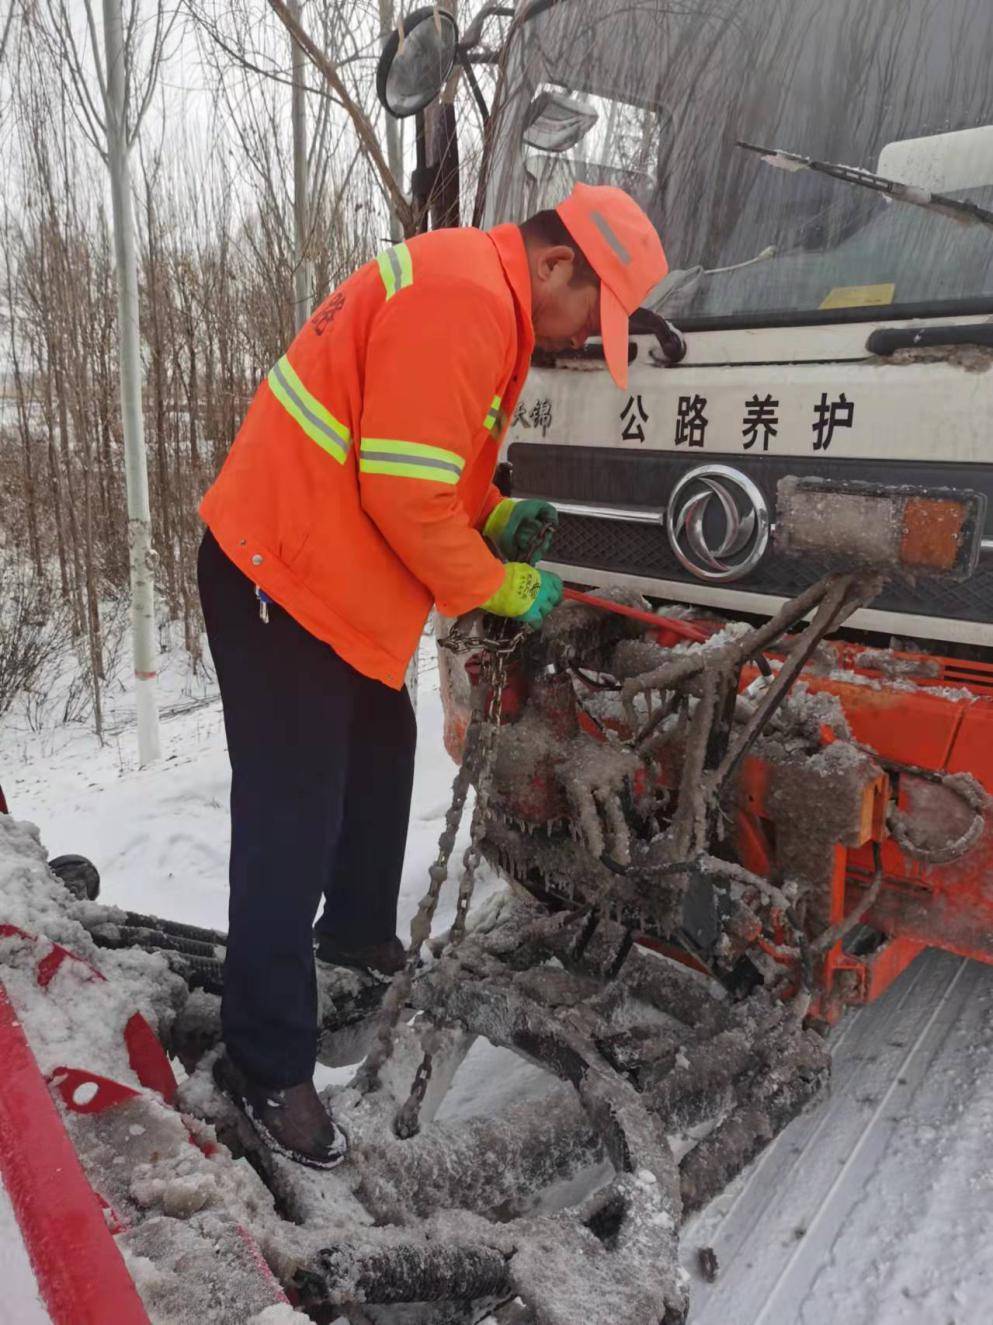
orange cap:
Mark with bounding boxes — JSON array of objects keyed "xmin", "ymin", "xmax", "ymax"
[{"xmin": 556, "ymin": 183, "xmax": 668, "ymax": 390}]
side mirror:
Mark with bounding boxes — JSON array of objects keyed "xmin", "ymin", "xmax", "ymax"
[{"xmin": 376, "ymin": 6, "xmax": 460, "ymax": 119}]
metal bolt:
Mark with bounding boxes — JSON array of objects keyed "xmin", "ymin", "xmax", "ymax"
[{"xmin": 251, "ymin": 553, "xmax": 263, "ymax": 566}]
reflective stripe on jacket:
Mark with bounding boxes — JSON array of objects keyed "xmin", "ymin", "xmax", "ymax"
[{"xmin": 199, "ymin": 225, "xmax": 535, "ymax": 689}]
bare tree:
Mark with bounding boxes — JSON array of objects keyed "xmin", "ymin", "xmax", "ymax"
[
  {"xmin": 266, "ymin": 0, "xmax": 415, "ymax": 233},
  {"xmin": 34, "ymin": 0, "xmax": 178, "ymax": 764},
  {"xmin": 0, "ymin": 0, "xmax": 504, "ymax": 744}
]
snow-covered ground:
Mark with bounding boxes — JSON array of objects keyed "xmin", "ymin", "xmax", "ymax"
[
  {"xmin": 0, "ymin": 633, "xmax": 504, "ymax": 946},
  {"xmin": 3, "ymin": 631, "xmax": 993, "ymax": 1323},
  {"xmin": 687, "ymin": 949, "xmax": 993, "ymax": 1324},
  {"xmin": 0, "ymin": 1180, "xmax": 49, "ymax": 1325}
]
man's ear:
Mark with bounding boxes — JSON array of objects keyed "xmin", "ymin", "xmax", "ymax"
[{"xmin": 535, "ymin": 244, "xmax": 577, "ymax": 286}]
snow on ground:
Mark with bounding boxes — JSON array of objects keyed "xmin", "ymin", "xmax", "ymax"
[
  {"xmin": 4, "ymin": 629, "xmax": 993, "ymax": 1323},
  {"xmin": 686, "ymin": 950, "xmax": 993, "ymax": 1324},
  {"xmin": 0, "ymin": 632, "xmax": 504, "ymax": 943},
  {"xmin": 0, "ymin": 1179, "xmax": 49, "ymax": 1325}
]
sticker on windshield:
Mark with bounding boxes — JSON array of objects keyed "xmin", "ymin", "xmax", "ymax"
[{"xmin": 820, "ymin": 283, "xmax": 895, "ymax": 310}]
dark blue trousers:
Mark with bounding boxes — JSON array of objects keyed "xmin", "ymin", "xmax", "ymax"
[{"xmin": 198, "ymin": 530, "xmax": 416, "ymax": 1087}]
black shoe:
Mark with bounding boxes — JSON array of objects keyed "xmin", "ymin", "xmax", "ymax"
[
  {"xmin": 212, "ymin": 1054, "xmax": 347, "ymax": 1171},
  {"xmin": 314, "ymin": 934, "xmax": 406, "ymax": 982}
]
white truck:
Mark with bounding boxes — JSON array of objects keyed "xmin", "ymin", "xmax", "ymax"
[{"xmin": 416, "ymin": 0, "xmax": 993, "ymax": 651}]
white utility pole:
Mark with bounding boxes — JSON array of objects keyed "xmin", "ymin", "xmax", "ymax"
[
  {"xmin": 290, "ymin": 0, "xmax": 313, "ymax": 332},
  {"xmin": 102, "ymin": 0, "xmax": 161, "ymax": 765}
]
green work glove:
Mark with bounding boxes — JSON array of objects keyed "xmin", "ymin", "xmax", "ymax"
[
  {"xmin": 482, "ymin": 563, "xmax": 564, "ymax": 627},
  {"xmin": 484, "ymin": 498, "xmax": 559, "ymax": 562}
]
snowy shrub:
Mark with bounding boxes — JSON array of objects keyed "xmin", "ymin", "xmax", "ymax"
[
  {"xmin": 57, "ymin": 593, "xmax": 131, "ymax": 728},
  {"xmin": 0, "ymin": 557, "xmax": 69, "ymax": 720}
]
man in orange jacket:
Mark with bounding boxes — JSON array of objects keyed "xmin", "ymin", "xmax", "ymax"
[{"xmin": 198, "ymin": 184, "xmax": 668, "ymax": 1167}]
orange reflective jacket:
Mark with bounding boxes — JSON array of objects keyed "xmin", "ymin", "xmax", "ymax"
[{"xmin": 200, "ymin": 225, "xmax": 535, "ymax": 689}]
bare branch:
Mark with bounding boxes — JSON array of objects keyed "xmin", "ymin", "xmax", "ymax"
[
  {"xmin": 0, "ymin": 0, "xmax": 16, "ymax": 71},
  {"xmin": 266, "ymin": 0, "xmax": 414, "ymax": 234},
  {"xmin": 80, "ymin": 0, "xmax": 108, "ymax": 113},
  {"xmin": 122, "ymin": 0, "xmax": 139, "ymax": 112},
  {"xmin": 34, "ymin": 0, "xmax": 108, "ymax": 156},
  {"xmin": 129, "ymin": 3, "xmax": 182, "ymax": 142},
  {"xmin": 183, "ymin": 0, "xmax": 342, "ymax": 105}
]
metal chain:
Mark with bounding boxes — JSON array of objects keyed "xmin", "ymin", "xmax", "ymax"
[
  {"xmin": 450, "ymin": 647, "xmax": 512, "ymax": 945},
  {"xmin": 356, "ymin": 626, "xmax": 523, "ymax": 1104},
  {"xmin": 363, "ymin": 509, "xmax": 544, "ymax": 1110},
  {"xmin": 391, "ymin": 643, "xmax": 518, "ymax": 1137}
]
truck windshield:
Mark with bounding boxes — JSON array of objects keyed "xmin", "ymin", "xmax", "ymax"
[{"xmin": 483, "ymin": 0, "xmax": 993, "ymax": 325}]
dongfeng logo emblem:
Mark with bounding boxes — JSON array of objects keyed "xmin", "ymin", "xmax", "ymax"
[{"xmin": 667, "ymin": 465, "xmax": 770, "ymax": 582}]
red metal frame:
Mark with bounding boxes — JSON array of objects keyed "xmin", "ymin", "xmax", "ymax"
[
  {"xmin": 0, "ymin": 979, "xmax": 152, "ymax": 1325},
  {"xmin": 0, "ymin": 925, "xmax": 179, "ymax": 1098},
  {"xmin": 743, "ymin": 662, "xmax": 993, "ymax": 1019},
  {"xmin": 673, "ymin": 657, "xmax": 993, "ymax": 1019},
  {"xmin": 0, "ymin": 925, "xmax": 290, "ymax": 1318}
]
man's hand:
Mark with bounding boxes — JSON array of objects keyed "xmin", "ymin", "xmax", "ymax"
[
  {"xmin": 484, "ymin": 498, "xmax": 559, "ymax": 562},
  {"xmin": 482, "ymin": 563, "xmax": 564, "ymax": 627}
]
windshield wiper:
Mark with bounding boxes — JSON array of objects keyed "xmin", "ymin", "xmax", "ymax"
[{"xmin": 738, "ymin": 140, "xmax": 993, "ymax": 233}]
